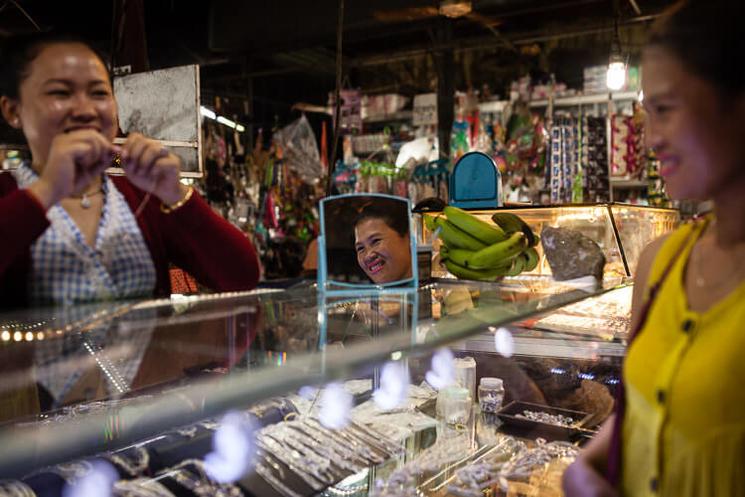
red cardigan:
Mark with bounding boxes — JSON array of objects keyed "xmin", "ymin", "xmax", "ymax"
[{"xmin": 0, "ymin": 172, "xmax": 260, "ymax": 309}]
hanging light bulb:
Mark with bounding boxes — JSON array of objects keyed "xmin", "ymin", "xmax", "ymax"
[
  {"xmin": 606, "ymin": 60, "xmax": 626, "ymax": 91},
  {"xmin": 606, "ymin": 15, "xmax": 626, "ymax": 91}
]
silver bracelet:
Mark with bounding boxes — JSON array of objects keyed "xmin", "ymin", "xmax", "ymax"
[
  {"xmin": 277, "ymin": 423, "xmax": 361, "ymax": 473},
  {"xmin": 306, "ymin": 419, "xmax": 386, "ymax": 464},
  {"xmin": 307, "ymin": 419, "xmax": 384, "ymax": 465},
  {"xmin": 287, "ymin": 422, "xmax": 367, "ymax": 468}
]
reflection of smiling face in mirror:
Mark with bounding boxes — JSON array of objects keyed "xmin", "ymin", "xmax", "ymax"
[{"xmin": 354, "ymin": 218, "xmax": 412, "ymax": 284}]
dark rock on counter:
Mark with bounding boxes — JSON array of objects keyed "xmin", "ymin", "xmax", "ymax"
[{"xmin": 540, "ymin": 227, "xmax": 605, "ymax": 281}]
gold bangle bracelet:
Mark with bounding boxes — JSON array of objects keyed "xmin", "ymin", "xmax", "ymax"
[{"xmin": 160, "ymin": 186, "xmax": 194, "ymax": 214}]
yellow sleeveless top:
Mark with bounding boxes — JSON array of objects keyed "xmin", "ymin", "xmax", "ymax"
[{"xmin": 622, "ymin": 218, "xmax": 745, "ymax": 497}]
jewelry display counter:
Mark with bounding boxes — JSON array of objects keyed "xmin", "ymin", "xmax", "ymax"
[
  {"xmin": 0, "ymin": 204, "xmax": 678, "ymax": 495},
  {"xmin": 0, "ymin": 276, "xmax": 623, "ymax": 495}
]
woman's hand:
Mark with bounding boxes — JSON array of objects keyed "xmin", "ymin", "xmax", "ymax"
[
  {"xmin": 562, "ymin": 415, "xmax": 619, "ymax": 497},
  {"xmin": 563, "ymin": 458, "xmax": 619, "ymax": 497},
  {"xmin": 28, "ymin": 130, "xmax": 118, "ymax": 210},
  {"xmin": 120, "ymin": 132, "xmax": 187, "ymax": 205}
]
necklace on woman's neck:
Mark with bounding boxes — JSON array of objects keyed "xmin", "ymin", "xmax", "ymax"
[
  {"xmin": 692, "ymin": 218, "xmax": 745, "ymax": 289},
  {"xmin": 68, "ymin": 187, "xmax": 104, "ymax": 209}
]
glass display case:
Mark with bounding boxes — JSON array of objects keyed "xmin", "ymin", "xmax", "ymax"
[
  {"xmin": 0, "ymin": 204, "xmax": 677, "ymax": 495},
  {"xmin": 0, "ymin": 278, "xmax": 627, "ymax": 495},
  {"xmin": 417, "ymin": 203, "xmax": 679, "ymax": 279}
]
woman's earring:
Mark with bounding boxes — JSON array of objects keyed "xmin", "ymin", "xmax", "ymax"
[{"xmin": 12, "ymin": 118, "xmax": 20, "ymax": 127}]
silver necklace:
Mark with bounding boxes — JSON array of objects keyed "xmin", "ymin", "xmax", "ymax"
[
  {"xmin": 692, "ymin": 221, "xmax": 745, "ymax": 288},
  {"xmin": 69, "ymin": 188, "xmax": 104, "ymax": 209}
]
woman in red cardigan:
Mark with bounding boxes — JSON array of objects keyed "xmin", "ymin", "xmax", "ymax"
[{"xmin": 0, "ymin": 33, "xmax": 260, "ymax": 308}]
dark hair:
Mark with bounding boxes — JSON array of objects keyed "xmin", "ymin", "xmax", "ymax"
[
  {"xmin": 0, "ymin": 32, "xmax": 110, "ymax": 100},
  {"xmin": 354, "ymin": 202, "xmax": 409, "ymax": 238},
  {"xmin": 647, "ymin": 0, "xmax": 745, "ymax": 95}
]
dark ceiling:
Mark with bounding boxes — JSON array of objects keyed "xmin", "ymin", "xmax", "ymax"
[{"xmin": 1, "ymin": 0, "xmax": 673, "ymax": 132}]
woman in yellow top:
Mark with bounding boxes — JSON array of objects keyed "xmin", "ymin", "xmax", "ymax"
[{"xmin": 563, "ymin": 1, "xmax": 745, "ymax": 496}]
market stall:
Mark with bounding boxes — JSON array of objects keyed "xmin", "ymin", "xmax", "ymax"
[{"xmin": 0, "ymin": 203, "xmax": 678, "ymax": 496}]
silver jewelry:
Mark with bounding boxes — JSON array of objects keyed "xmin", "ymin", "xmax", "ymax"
[
  {"xmin": 0, "ymin": 480, "xmax": 36, "ymax": 497},
  {"xmin": 264, "ymin": 432, "xmax": 337, "ymax": 483},
  {"xmin": 305, "ymin": 419, "xmax": 386, "ymax": 464},
  {"xmin": 106, "ymin": 446, "xmax": 150, "ymax": 477},
  {"xmin": 70, "ymin": 189, "xmax": 105, "ymax": 209},
  {"xmin": 287, "ymin": 423, "xmax": 367, "ymax": 467},
  {"xmin": 175, "ymin": 425, "xmax": 199, "ymax": 439},
  {"xmin": 256, "ymin": 436, "xmax": 325, "ymax": 490},
  {"xmin": 112, "ymin": 478, "xmax": 174, "ymax": 497},
  {"xmin": 276, "ymin": 425, "xmax": 359, "ymax": 475},
  {"xmin": 348, "ymin": 421, "xmax": 401, "ymax": 455},
  {"xmin": 515, "ymin": 410, "xmax": 579, "ymax": 428},
  {"xmin": 165, "ymin": 459, "xmax": 242, "ymax": 497},
  {"xmin": 48, "ymin": 460, "xmax": 94, "ymax": 484},
  {"xmin": 254, "ymin": 455, "xmax": 303, "ymax": 497}
]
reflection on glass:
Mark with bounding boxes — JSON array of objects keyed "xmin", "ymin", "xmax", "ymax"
[{"xmin": 323, "ymin": 195, "xmax": 414, "ymax": 286}]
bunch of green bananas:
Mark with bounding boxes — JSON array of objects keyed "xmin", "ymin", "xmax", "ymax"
[{"xmin": 425, "ymin": 206, "xmax": 539, "ymax": 281}]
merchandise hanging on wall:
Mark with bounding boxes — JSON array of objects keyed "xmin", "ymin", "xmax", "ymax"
[{"xmin": 548, "ymin": 116, "xmax": 609, "ymax": 205}]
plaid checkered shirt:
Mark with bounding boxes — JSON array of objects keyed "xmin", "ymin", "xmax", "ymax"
[{"xmin": 12, "ymin": 163, "xmax": 156, "ymax": 306}]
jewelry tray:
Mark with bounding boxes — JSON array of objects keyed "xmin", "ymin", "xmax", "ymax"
[{"xmin": 496, "ymin": 401, "xmax": 595, "ymax": 442}]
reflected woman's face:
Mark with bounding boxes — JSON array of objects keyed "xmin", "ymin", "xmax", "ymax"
[{"xmin": 354, "ymin": 218, "xmax": 412, "ymax": 284}]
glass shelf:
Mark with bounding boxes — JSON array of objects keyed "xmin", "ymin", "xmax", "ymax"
[{"xmin": 0, "ymin": 276, "xmax": 623, "ymax": 477}]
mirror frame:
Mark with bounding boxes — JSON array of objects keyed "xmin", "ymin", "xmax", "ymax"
[{"xmin": 318, "ymin": 193, "xmax": 419, "ymax": 290}]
